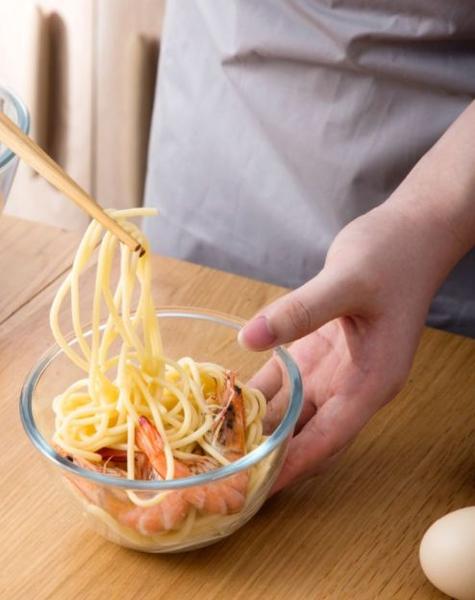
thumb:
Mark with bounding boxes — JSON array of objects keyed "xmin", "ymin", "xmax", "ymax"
[{"xmin": 238, "ymin": 270, "xmax": 355, "ymax": 350}]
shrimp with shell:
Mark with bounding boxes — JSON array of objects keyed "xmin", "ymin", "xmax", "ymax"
[{"xmin": 62, "ymin": 372, "xmax": 250, "ymax": 536}]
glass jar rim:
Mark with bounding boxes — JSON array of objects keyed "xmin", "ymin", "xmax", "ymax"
[
  {"xmin": 20, "ymin": 307, "xmax": 303, "ymax": 490},
  {"xmin": 0, "ymin": 86, "xmax": 30, "ymax": 171}
]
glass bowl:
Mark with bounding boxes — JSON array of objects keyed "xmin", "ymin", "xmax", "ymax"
[
  {"xmin": 20, "ymin": 307, "xmax": 303, "ymax": 553},
  {"xmin": 0, "ymin": 86, "xmax": 29, "ymax": 208}
]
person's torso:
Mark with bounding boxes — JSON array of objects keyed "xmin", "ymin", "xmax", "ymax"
[{"xmin": 145, "ymin": 0, "xmax": 475, "ymax": 335}]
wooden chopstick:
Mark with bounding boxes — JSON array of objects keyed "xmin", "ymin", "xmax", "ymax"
[{"xmin": 0, "ymin": 111, "xmax": 145, "ymax": 256}]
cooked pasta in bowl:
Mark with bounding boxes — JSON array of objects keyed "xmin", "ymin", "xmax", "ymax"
[{"xmin": 20, "ymin": 210, "xmax": 303, "ymax": 553}]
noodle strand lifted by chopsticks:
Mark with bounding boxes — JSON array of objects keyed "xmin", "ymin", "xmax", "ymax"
[{"xmin": 51, "ymin": 209, "xmax": 267, "ymax": 505}]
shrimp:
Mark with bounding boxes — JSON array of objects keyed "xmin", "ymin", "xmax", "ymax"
[
  {"xmin": 60, "ymin": 451, "xmax": 189, "ymax": 536},
  {"xmin": 135, "ymin": 371, "xmax": 249, "ymax": 515},
  {"xmin": 58, "ymin": 371, "xmax": 249, "ymax": 536}
]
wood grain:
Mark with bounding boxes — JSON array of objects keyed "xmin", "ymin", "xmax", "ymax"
[
  {"xmin": 0, "ymin": 215, "xmax": 79, "ymax": 324},
  {"xmin": 0, "ymin": 220, "xmax": 474, "ymax": 600}
]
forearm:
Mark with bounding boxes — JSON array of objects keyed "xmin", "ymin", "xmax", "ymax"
[{"xmin": 381, "ymin": 101, "xmax": 475, "ymax": 294}]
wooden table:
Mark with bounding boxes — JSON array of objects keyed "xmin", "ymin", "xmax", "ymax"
[{"xmin": 1, "ymin": 215, "xmax": 474, "ymax": 600}]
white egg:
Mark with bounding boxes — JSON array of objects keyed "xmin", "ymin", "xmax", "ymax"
[{"xmin": 420, "ymin": 507, "xmax": 475, "ymax": 600}]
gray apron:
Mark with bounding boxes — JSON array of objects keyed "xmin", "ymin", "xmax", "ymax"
[{"xmin": 145, "ymin": 1, "xmax": 475, "ymax": 337}]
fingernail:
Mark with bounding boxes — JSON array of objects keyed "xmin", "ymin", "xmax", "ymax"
[{"xmin": 238, "ymin": 315, "xmax": 277, "ymax": 350}]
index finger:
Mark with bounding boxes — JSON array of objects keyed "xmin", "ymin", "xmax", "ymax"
[
  {"xmin": 247, "ymin": 355, "xmax": 283, "ymax": 400},
  {"xmin": 247, "ymin": 356, "xmax": 287, "ymax": 434}
]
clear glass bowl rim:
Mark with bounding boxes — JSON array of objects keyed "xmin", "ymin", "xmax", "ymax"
[
  {"xmin": 0, "ymin": 86, "xmax": 30, "ymax": 170},
  {"xmin": 20, "ymin": 307, "xmax": 303, "ymax": 491}
]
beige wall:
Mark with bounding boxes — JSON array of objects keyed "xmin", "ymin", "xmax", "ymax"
[{"xmin": 0, "ymin": 0, "xmax": 164, "ymax": 229}]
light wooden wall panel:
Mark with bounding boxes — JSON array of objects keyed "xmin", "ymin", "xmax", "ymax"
[
  {"xmin": 0, "ymin": 0, "xmax": 93, "ymax": 230},
  {"xmin": 95, "ymin": 0, "xmax": 165, "ymax": 210},
  {"xmin": 0, "ymin": 0, "xmax": 165, "ymax": 229}
]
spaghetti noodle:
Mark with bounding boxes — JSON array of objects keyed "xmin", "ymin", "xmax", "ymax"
[{"xmin": 50, "ymin": 208, "xmax": 269, "ymax": 548}]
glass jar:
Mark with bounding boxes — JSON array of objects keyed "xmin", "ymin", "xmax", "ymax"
[{"xmin": 0, "ymin": 86, "xmax": 29, "ymax": 210}]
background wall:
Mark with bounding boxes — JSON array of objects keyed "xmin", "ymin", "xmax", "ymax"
[{"xmin": 0, "ymin": 0, "xmax": 165, "ymax": 229}]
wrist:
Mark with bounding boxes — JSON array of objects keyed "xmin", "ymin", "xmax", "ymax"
[
  {"xmin": 386, "ymin": 102, "xmax": 475, "ymax": 261},
  {"xmin": 389, "ymin": 167, "xmax": 474, "ymax": 257},
  {"xmin": 381, "ymin": 174, "xmax": 473, "ymax": 304},
  {"xmin": 370, "ymin": 198, "xmax": 461, "ymax": 303}
]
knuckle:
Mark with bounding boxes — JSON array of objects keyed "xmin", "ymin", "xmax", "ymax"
[{"xmin": 284, "ymin": 297, "xmax": 313, "ymax": 336}]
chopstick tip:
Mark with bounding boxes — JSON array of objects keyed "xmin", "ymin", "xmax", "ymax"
[{"xmin": 136, "ymin": 243, "xmax": 146, "ymax": 257}]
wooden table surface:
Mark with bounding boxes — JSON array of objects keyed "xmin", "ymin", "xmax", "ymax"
[{"xmin": 1, "ymin": 215, "xmax": 474, "ymax": 600}]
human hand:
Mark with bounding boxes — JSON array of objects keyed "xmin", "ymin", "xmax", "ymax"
[
  {"xmin": 239, "ymin": 204, "xmax": 446, "ymax": 493},
  {"xmin": 241, "ymin": 102, "xmax": 475, "ymax": 492}
]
